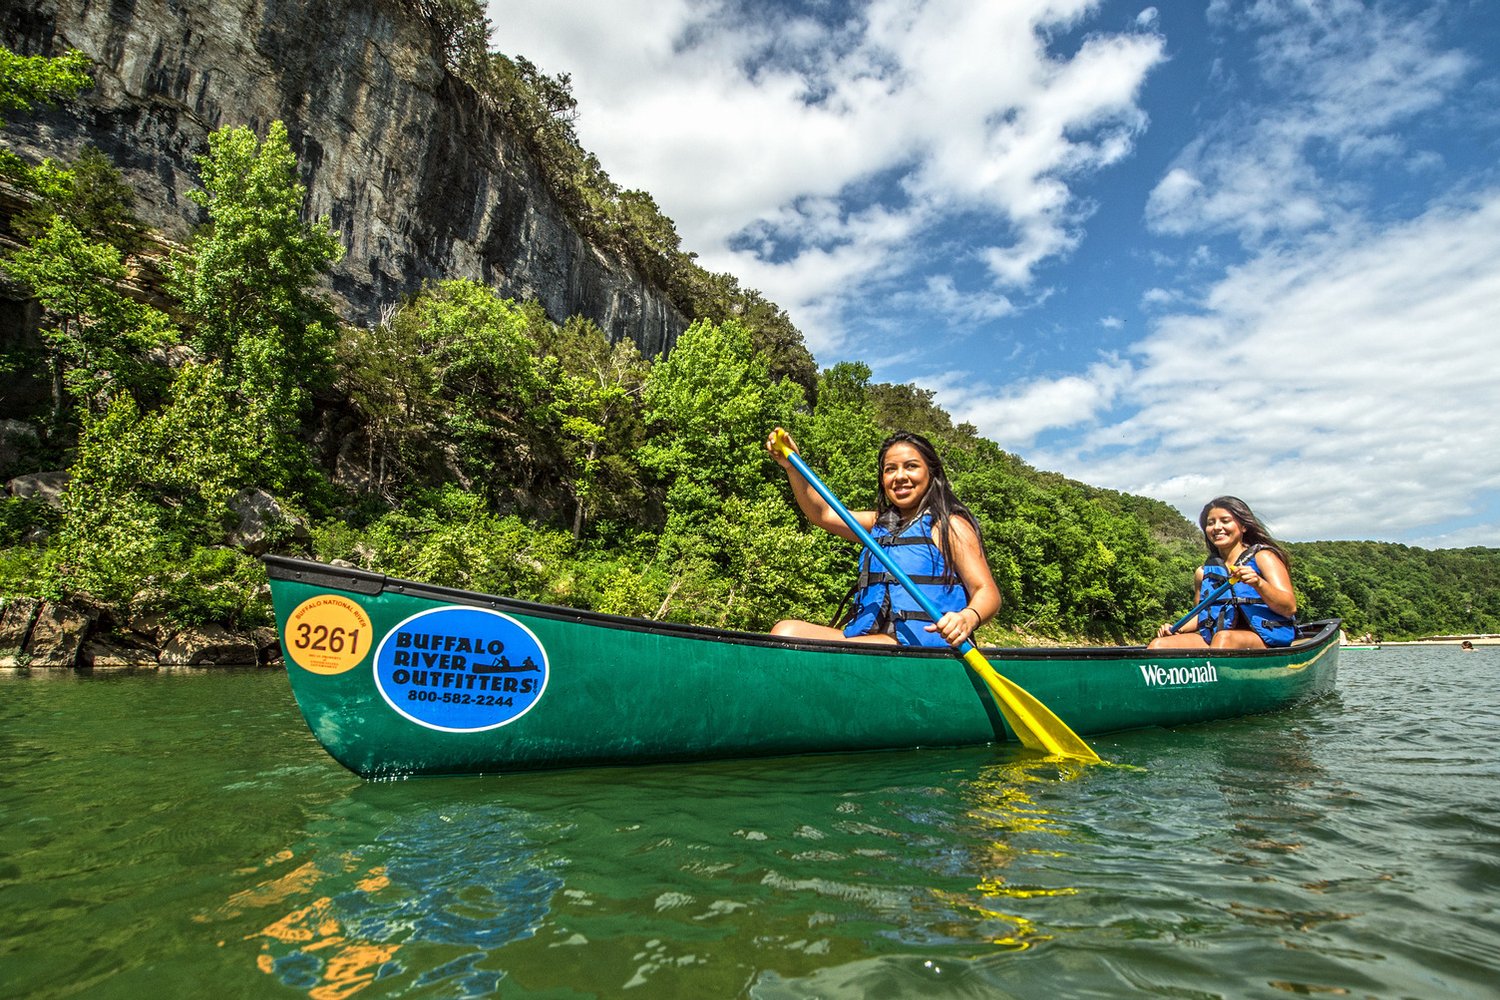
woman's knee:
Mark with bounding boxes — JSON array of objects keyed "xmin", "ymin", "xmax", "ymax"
[
  {"xmin": 1149, "ymin": 633, "xmax": 1205, "ymax": 650},
  {"xmin": 1209, "ymin": 631, "xmax": 1265, "ymax": 650}
]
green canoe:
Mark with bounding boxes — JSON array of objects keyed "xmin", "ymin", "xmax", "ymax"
[{"xmin": 265, "ymin": 556, "xmax": 1341, "ymax": 778}]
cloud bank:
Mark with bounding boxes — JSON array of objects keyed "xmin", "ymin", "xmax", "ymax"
[{"xmin": 487, "ymin": 0, "xmax": 1164, "ymax": 353}]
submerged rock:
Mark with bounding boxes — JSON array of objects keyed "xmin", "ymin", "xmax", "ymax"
[{"xmin": 82, "ymin": 636, "xmax": 161, "ymax": 671}]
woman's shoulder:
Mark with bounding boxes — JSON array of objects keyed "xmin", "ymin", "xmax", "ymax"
[
  {"xmin": 932, "ymin": 509, "xmax": 981, "ymax": 543},
  {"xmin": 1246, "ymin": 544, "xmax": 1290, "ymax": 571}
]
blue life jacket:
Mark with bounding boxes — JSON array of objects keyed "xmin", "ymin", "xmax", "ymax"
[
  {"xmin": 841, "ymin": 512, "xmax": 967, "ymax": 647},
  {"xmin": 1198, "ymin": 545, "xmax": 1296, "ymax": 647}
]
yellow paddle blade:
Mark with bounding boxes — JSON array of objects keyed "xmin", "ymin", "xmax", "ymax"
[{"xmin": 962, "ymin": 648, "xmax": 1101, "ymax": 762}]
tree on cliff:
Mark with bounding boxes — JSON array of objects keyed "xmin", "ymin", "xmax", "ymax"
[
  {"xmin": 405, "ymin": 0, "xmax": 492, "ymax": 79},
  {"xmin": 3, "ymin": 216, "xmax": 174, "ymax": 428},
  {"xmin": 1, "ymin": 46, "xmax": 168, "ymax": 435},
  {"xmin": 0, "ymin": 45, "xmax": 91, "ymax": 186},
  {"xmin": 0, "ymin": 46, "xmax": 90, "ymax": 114},
  {"xmin": 170, "ymin": 120, "xmax": 344, "ymax": 485},
  {"xmin": 399, "ymin": 4, "xmax": 821, "ymax": 395}
]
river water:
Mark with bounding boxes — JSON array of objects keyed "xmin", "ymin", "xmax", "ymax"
[{"xmin": 2, "ymin": 645, "xmax": 1497, "ymax": 999}]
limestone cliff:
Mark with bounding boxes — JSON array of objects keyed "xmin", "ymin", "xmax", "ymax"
[{"xmin": 1, "ymin": 0, "xmax": 689, "ymax": 355}]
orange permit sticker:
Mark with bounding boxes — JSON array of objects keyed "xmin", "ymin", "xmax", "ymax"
[{"xmin": 284, "ymin": 595, "xmax": 374, "ymax": 674}]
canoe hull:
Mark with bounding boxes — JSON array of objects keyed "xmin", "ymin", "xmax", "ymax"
[{"xmin": 265, "ymin": 557, "xmax": 1340, "ymax": 778}]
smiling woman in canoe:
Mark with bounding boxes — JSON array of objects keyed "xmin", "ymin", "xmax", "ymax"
[
  {"xmin": 1149, "ymin": 495, "xmax": 1298, "ymax": 650},
  {"xmin": 766, "ymin": 428, "xmax": 1001, "ymax": 648}
]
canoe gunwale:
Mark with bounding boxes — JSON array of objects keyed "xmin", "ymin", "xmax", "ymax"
[{"xmin": 263, "ymin": 555, "xmax": 1340, "ymax": 663}]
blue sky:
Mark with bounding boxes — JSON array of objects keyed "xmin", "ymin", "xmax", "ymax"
[{"xmin": 484, "ymin": 0, "xmax": 1500, "ymax": 546}]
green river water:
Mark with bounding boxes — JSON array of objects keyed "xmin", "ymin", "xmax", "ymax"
[{"xmin": 2, "ymin": 645, "xmax": 1497, "ymax": 999}]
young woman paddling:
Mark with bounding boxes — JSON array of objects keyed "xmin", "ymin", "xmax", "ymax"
[
  {"xmin": 765, "ymin": 428, "xmax": 1001, "ymax": 648},
  {"xmin": 1149, "ymin": 496, "xmax": 1297, "ymax": 650}
]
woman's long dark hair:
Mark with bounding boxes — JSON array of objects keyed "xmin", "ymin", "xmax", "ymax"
[
  {"xmin": 1199, "ymin": 495, "xmax": 1291, "ymax": 569},
  {"xmin": 873, "ymin": 432, "xmax": 982, "ymax": 584}
]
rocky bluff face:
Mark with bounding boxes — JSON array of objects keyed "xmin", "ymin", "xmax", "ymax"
[{"xmin": 1, "ymin": 0, "xmax": 688, "ymax": 355}]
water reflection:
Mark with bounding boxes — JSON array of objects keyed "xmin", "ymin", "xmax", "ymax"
[
  {"xmin": 211, "ymin": 749, "xmax": 1104, "ymax": 997},
  {"xmin": 199, "ymin": 788, "xmax": 567, "ymax": 998},
  {"xmin": 938, "ymin": 758, "xmax": 1094, "ymax": 949}
]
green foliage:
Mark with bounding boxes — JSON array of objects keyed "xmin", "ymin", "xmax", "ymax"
[
  {"xmin": 588, "ymin": 557, "xmax": 676, "ymax": 620},
  {"xmin": 356, "ymin": 486, "xmax": 581, "ymax": 603},
  {"xmin": 0, "ymin": 46, "xmax": 92, "ymax": 188},
  {"xmin": 0, "ymin": 115, "xmax": 348, "ymax": 623},
  {"xmin": 0, "ymin": 46, "xmax": 90, "ymax": 117},
  {"xmin": 141, "ymin": 546, "xmax": 273, "ymax": 629},
  {"xmin": 0, "ymin": 497, "xmax": 60, "ymax": 549},
  {"xmin": 1290, "ymin": 541, "xmax": 1500, "ymax": 639},
  {"xmin": 631, "ymin": 318, "xmax": 837, "ymax": 624},
  {"xmin": 337, "ymin": 293, "xmax": 450, "ymax": 498},
  {"xmin": 704, "ymin": 494, "xmax": 847, "ymax": 631},
  {"xmin": 796, "ymin": 361, "xmax": 888, "ymax": 503},
  {"xmin": 2, "ymin": 215, "xmax": 176, "ymax": 425},
  {"xmin": 640, "ymin": 318, "xmax": 804, "ymax": 511},
  {"xmin": 340, "ymin": 280, "xmax": 550, "ymax": 506},
  {"xmin": 171, "ymin": 121, "xmax": 343, "ymax": 452},
  {"xmin": 581, "ymin": 492, "xmax": 843, "ymax": 630},
  {"xmin": 338, "ymin": 281, "xmax": 651, "ymax": 537},
  {"xmin": 867, "ymin": 380, "xmax": 963, "ymax": 440},
  {"xmin": 404, "ymin": 0, "xmax": 492, "ymax": 77},
  {"xmin": 883, "ymin": 436, "xmax": 1177, "ymax": 642},
  {"xmin": 0, "ymin": 66, "xmax": 162, "ymax": 435},
  {"xmin": 678, "ymin": 269, "xmax": 819, "ymax": 396},
  {"xmin": 545, "ymin": 321, "xmax": 649, "ymax": 538},
  {"xmin": 0, "ymin": 542, "xmax": 52, "ymax": 602},
  {"xmin": 45, "ymin": 364, "xmax": 273, "ymax": 611},
  {"xmin": 16, "ymin": 147, "xmax": 145, "ymax": 250}
]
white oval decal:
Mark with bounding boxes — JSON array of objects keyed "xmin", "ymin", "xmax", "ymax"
[{"xmin": 373, "ymin": 605, "xmax": 549, "ymax": 732}]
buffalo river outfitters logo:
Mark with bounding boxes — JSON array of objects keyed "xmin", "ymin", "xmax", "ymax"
[{"xmin": 373, "ymin": 605, "xmax": 549, "ymax": 732}]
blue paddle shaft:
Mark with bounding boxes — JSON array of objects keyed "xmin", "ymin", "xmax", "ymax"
[
  {"xmin": 781, "ymin": 446, "xmax": 974, "ymax": 654},
  {"xmin": 1171, "ymin": 578, "xmax": 1234, "ymax": 633}
]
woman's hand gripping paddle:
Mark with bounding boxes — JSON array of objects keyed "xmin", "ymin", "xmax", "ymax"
[{"xmin": 771, "ymin": 429, "xmax": 1100, "ymax": 762}]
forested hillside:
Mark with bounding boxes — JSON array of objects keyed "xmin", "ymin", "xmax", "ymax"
[
  {"xmin": 1289, "ymin": 542, "xmax": 1500, "ymax": 640},
  {"xmin": 1, "ymin": 38, "xmax": 1495, "ymax": 660}
]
